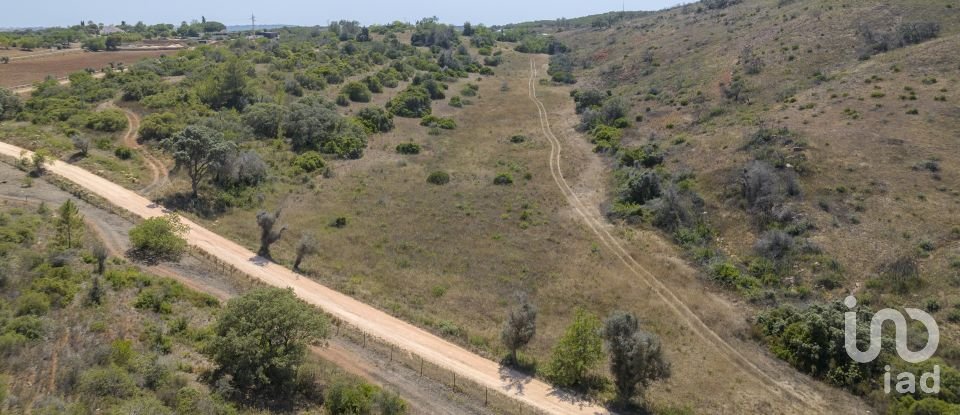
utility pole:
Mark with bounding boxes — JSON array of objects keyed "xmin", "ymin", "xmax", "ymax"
[{"xmin": 250, "ymin": 14, "xmax": 256, "ymax": 38}]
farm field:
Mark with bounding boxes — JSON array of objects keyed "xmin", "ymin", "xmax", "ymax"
[{"xmin": 0, "ymin": 49, "xmax": 173, "ymax": 87}]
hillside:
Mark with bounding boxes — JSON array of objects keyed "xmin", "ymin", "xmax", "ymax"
[{"xmin": 530, "ymin": 0, "xmax": 960, "ymax": 412}]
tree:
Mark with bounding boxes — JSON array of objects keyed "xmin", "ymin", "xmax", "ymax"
[
  {"xmin": 71, "ymin": 134, "xmax": 90, "ymax": 157},
  {"xmin": 87, "ymin": 276, "xmax": 105, "ymax": 306},
  {"xmin": 166, "ymin": 125, "xmax": 236, "ymax": 197},
  {"xmin": 207, "ymin": 288, "xmax": 328, "ymax": 399},
  {"xmin": 294, "ymin": 234, "xmax": 318, "ymax": 272},
  {"xmin": 138, "ymin": 112, "xmax": 182, "ymax": 141},
  {"xmin": 128, "ymin": 214, "xmax": 188, "ymax": 263},
  {"xmin": 356, "ymin": 107, "xmax": 394, "ymax": 133},
  {"xmin": 55, "ymin": 199, "xmax": 84, "ymax": 249},
  {"xmin": 342, "ymin": 81, "xmax": 372, "ymax": 103},
  {"xmin": 199, "ymin": 57, "xmax": 254, "ymax": 110},
  {"xmin": 92, "ymin": 243, "xmax": 108, "ymax": 274},
  {"xmin": 603, "ymin": 311, "xmax": 671, "ymax": 407},
  {"xmin": 105, "ymin": 34, "xmax": 122, "ymax": 50},
  {"xmin": 501, "ymin": 294, "xmax": 537, "ymax": 366},
  {"xmin": 242, "ymin": 103, "xmax": 288, "ymax": 138},
  {"xmin": 30, "ymin": 150, "xmax": 48, "ymax": 176},
  {"xmin": 283, "ymin": 97, "xmax": 341, "ymax": 151},
  {"xmin": 256, "ymin": 209, "xmax": 286, "ymax": 260},
  {"xmin": 0, "ymin": 88, "xmax": 22, "ymax": 121},
  {"xmin": 544, "ymin": 308, "xmax": 605, "ymax": 388},
  {"xmin": 386, "ymin": 85, "xmax": 432, "ymax": 118},
  {"xmin": 462, "ymin": 22, "xmax": 474, "ymax": 36}
]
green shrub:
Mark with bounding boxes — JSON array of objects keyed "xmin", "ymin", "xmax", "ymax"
[
  {"xmin": 85, "ymin": 109, "xmax": 128, "ymax": 132},
  {"xmin": 544, "ymin": 308, "xmax": 604, "ymax": 388},
  {"xmin": 128, "ymin": 214, "xmax": 188, "ymax": 263},
  {"xmin": 16, "ymin": 291, "xmax": 50, "ymax": 316},
  {"xmin": 325, "ymin": 382, "xmax": 376, "ymax": 415},
  {"xmin": 114, "ymin": 146, "xmax": 133, "ymax": 160},
  {"xmin": 395, "ymin": 143, "xmax": 421, "ymax": 155},
  {"xmin": 493, "ymin": 173, "xmax": 513, "ymax": 185},
  {"xmin": 6, "ymin": 315, "xmax": 45, "ymax": 339},
  {"xmin": 356, "ymin": 107, "xmax": 394, "ymax": 133},
  {"xmin": 427, "ymin": 171, "xmax": 450, "ymax": 185},
  {"xmin": 461, "ymin": 83, "xmax": 479, "ymax": 97},
  {"xmin": 292, "ymin": 151, "xmax": 326, "ymax": 173},
  {"xmin": 510, "ymin": 135, "xmax": 527, "ymax": 143},
  {"xmin": 419, "ymin": 115, "xmax": 456, "ymax": 130},
  {"xmin": 78, "ymin": 365, "xmax": 137, "ymax": 400},
  {"xmin": 386, "ymin": 86, "xmax": 432, "ymax": 118},
  {"xmin": 138, "ymin": 112, "xmax": 181, "ymax": 141},
  {"xmin": 449, "ymin": 96, "xmax": 464, "ymax": 108},
  {"xmin": 342, "ymin": 81, "xmax": 372, "ymax": 103}
]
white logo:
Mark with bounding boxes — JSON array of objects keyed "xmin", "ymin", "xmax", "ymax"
[{"xmin": 844, "ymin": 296, "xmax": 941, "ymax": 394}]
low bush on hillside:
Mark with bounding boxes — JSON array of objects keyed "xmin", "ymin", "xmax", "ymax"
[
  {"xmin": 426, "ymin": 171, "xmax": 450, "ymax": 185},
  {"xmin": 395, "ymin": 143, "xmax": 421, "ymax": 154},
  {"xmin": 420, "ymin": 115, "xmax": 456, "ymax": 130}
]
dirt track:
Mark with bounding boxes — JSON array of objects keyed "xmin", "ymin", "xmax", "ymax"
[
  {"xmin": 100, "ymin": 101, "xmax": 168, "ymax": 195},
  {"xmin": 0, "ymin": 143, "xmax": 610, "ymax": 413},
  {"xmin": 525, "ymin": 57, "xmax": 871, "ymax": 414},
  {"xmin": 0, "ymin": 162, "xmax": 491, "ymax": 415}
]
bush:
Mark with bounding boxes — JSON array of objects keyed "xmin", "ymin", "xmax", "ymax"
[
  {"xmin": 292, "ymin": 151, "xmax": 326, "ymax": 173},
  {"xmin": 395, "ymin": 143, "xmax": 421, "ymax": 155},
  {"xmin": 427, "ymin": 171, "xmax": 450, "ymax": 185},
  {"xmin": 325, "ymin": 382, "xmax": 376, "ymax": 415},
  {"xmin": 510, "ymin": 135, "xmax": 527, "ymax": 143},
  {"xmin": 114, "ymin": 146, "xmax": 133, "ymax": 160},
  {"xmin": 753, "ymin": 230, "xmax": 794, "ymax": 260},
  {"xmin": 493, "ymin": 173, "xmax": 514, "ymax": 185},
  {"xmin": 16, "ymin": 291, "xmax": 50, "ymax": 316},
  {"xmin": 419, "ymin": 115, "xmax": 456, "ymax": 130},
  {"xmin": 356, "ymin": 107, "xmax": 394, "ymax": 133},
  {"xmin": 449, "ymin": 96, "xmax": 464, "ymax": 108},
  {"xmin": 85, "ymin": 109, "xmax": 128, "ymax": 132},
  {"xmin": 544, "ymin": 308, "xmax": 604, "ymax": 388},
  {"xmin": 138, "ymin": 112, "xmax": 181, "ymax": 141},
  {"xmin": 128, "ymin": 214, "xmax": 188, "ymax": 263},
  {"xmin": 620, "ymin": 168, "xmax": 661, "ymax": 204},
  {"xmin": 78, "ymin": 365, "xmax": 137, "ymax": 400},
  {"xmin": 342, "ymin": 81, "xmax": 372, "ymax": 103},
  {"xmin": 243, "ymin": 103, "xmax": 288, "ymax": 138},
  {"xmin": 387, "ymin": 85, "xmax": 432, "ymax": 118}
]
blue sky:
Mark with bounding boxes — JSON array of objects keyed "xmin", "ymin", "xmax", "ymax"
[{"xmin": 3, "ymin": 0, "xmax": 686, "ymax": 29}]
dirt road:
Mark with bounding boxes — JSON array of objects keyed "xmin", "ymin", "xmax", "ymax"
[
  {"xmin": 525, "ymin": 57, "xmax": 868, "ymax": 413},
  {"xmin": 100, "ymin": 101, "xmax": 168, "ymax": 195},
  {"xmin": 0, "ymin": 141, "xmax": 611, "ymax": 414},
  {"xmin": 0, "ymin": 162, "xmax": 491, "ymax": 415}
]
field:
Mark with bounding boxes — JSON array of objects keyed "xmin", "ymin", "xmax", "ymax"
[{"xmin": 0, "ymin": 49, "xmax": 174, "ymax": 87}]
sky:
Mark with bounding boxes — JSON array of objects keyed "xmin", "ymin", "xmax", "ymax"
[{"xmin": 2, "ymin": 0, "xmax": 687, "ymax": 29}]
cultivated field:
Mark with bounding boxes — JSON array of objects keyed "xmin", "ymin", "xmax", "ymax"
[{"xmin": 0, "ymin": 49, "xmax": 173, "ymax": 87}]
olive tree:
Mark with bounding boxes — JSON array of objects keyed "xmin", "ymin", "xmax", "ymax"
[
  {"xmin": 293, "ymin": 234, "xmax": 318, "ymax": 272},
  {"xmin": 166, "ymin": 125, "xmax": 236, "ymax": 197},
  {"xmin": 501, "ymin": 294, "xmax": 537, "ymax": 366},
  {"xmin": 256, "ymin": 209, "xmax": 286, "ymax": 260},
  {"xmin": 603, "ymin": 311, "xmax": 671, "ymax": 407}
]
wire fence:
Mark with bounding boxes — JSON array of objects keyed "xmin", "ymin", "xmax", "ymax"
[
  {"xmin": 190, "ymin": 246, "xmax": 547, "ymax": 415},
  {"xmin": 0, "ymin": 159, "xmax": 550, "ymax": 414}
]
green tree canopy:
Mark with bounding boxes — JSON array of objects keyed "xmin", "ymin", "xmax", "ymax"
[
  {"xmin": 166, "ymin": 125, "xmax": 236, "ymax": 197},
  {"xmin": 544, "ymin": 307, "xmax": 605, "ymax": 388},
  {"xmin": 207, "ymin": 288, "xmax": 329, "ymax": 400}
]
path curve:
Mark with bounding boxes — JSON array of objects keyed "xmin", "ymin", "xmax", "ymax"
[
  {"xmin": 101, "ymin": 101, "xmax": 168, "ymax": 195},
  {"xmin": 524, "ymin": 57, "xmax": 825, "ymax": 413},
  {"xmin": 0, "ymin": 140, "xmax": 613, "ymax": 414}
]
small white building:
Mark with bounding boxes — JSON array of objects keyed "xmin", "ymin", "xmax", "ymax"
[{"xmin": 100, "ymin": 25, "xmax": 125, "ymax": 35}]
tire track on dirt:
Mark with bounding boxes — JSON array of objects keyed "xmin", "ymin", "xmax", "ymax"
[
  {"xmin": 525, "ymin": 58, "xmax": 823, "ymax": 412},
  {"xmin": 101, "ymin": 102, "xmax": 168, "ymax": 196},
  {"xmin": 0, "ymin": 140, "xmax": 612, "ymax": 414}
]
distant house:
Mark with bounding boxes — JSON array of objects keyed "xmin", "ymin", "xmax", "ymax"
[
  {"xmin": 100, "ymin": 25, "xmax": 125, "ymax": 35},
  {"xmin": 260, "ymin": 31, "xmax": 280, "ymax": 39}
]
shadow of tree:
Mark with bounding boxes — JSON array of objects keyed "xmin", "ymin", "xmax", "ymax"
[{"xmin": 156, "ymin": 191, "xmax": 228, "ymax": 219}]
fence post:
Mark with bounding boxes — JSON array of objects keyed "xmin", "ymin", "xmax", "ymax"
[
  {"xmin": 419, "ymin": 357, "xmax": 423, "ymax": 377},
  {"xmin": 484, "ymin": 387, "xmax": 488, "ymax": 406}
]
